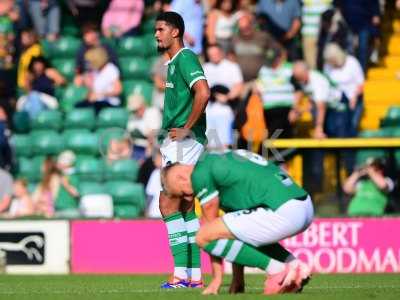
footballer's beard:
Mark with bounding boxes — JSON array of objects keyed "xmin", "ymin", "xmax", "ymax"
[{"xmin": 157, "ymin": 45, "xmax": 168, "ymax": 53}]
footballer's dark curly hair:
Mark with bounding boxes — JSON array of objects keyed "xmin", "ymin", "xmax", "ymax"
[{"xmin": 156, "ymin": 11, "xmax": 185, "ymax": 38}]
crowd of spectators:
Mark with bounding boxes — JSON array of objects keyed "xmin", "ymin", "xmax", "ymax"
[{"xmin": 0, "ymin": 0, "xmax": 398, "ymax": 219}]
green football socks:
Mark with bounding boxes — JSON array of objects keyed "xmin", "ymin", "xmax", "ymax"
[{"xmin": 184, "ymin": 211, "xmax": 202, "ymax": 281}]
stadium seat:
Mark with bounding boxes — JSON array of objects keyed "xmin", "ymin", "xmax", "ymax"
[
  {"xmin": 119, "ymin": 57, "xmax": 151, "ymax": 80},
  {"xmin": 60, "ymin": 85, "xmax": 89, "ymax": 112},
  {"xmin": 11, "ymin": 134, "xmax": 32, "ymax": 157},
  {"xmin": 380, "ymin": 106, "xmax": 400, "ymax": 127},
  {"xmin": 140, "ymin": 17, "xmax": 155, "ymax": 35},
  {"xmin": 18, "ymin": 156, "xmax": 44, "ymax": 182},
  {"xmin": 96, "ymin": 108, "xmax": 129, "ymax": 129},
  {"xmin": 64, "ymin": 108, "xmax": 96, "ymax": 130},
  {"xmin": 12, "ymin": 111, "xmax": 31, "ymax": 133},
  {"xmin": 75, "ymin": 157, "xmax": 104, "ymax": 182},
  {"xmin": 51, "ymin": 58, "xmax": 75, "ymax": 81},
  {"xmin": 144, "ymin": 34, "xmax": 158, "ymax": 57},
  {"xmin": 122, "ymin": 80, "xmax": 154, "ymax": 105},
  {"xmin": 96, "ymin": 127, "xmax": 127, "ymax": 155},
  {"xmin": 113, "ymin": 204, "xmax": 142, "ymax": 218},
  {"xmin": 78, "ymin": 181, "xmax": 107, "ymax": 196},
  {"xmin": 31, "ymin": 110, "xmax": 63, "ymax": 131},
  {"xmin": 106, "ymin": 181, "xmax": 145, "ymax": 204},
  {"xmin": 64, "ymin": 130, "xmax": 99, "ymax": 156},
  {"xmin": 104, "ymin": 159, "xmax": 139, "ymax": 181},
  {"xmin": 31, "ymin": 130, "xmax": 64, "ymax": 156},
  {"xmin": 47, "ymin": 36, "xmax": 80, "ymax": 58},
  {"xmin": 356, "ymin": 149, "xmax": 387, "ymax": 167},
  {"xmin": 117, "ymin": 36, "xmax": 147, "ymax": 57}
]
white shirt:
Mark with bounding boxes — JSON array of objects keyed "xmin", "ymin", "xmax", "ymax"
[
  {"xmin": 92, "ymin": 63, "xmax": 121, "ymax": 105},
  {"xmin": 127, "ymin": 107, "xmax": 162, "ymax": 147},
  {"xmin": 303, "ymin": 70, "xmax": 340, "ymax": 104},
  {"xmin": 203, "ymin": 59, "xmax": 243, "ymax": 90},
  {"xmin": 206, "ymin": 101, "xmax": 234, "ymax": 148},
  {"xmin": 146, "ymin": 169, "xmax": 162, "ymax": 218},
  {"xmin": 324, "ymin": 56, "xmax": 364, "ymax": 100}
]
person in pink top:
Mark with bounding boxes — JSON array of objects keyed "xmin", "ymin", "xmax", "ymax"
[{"xmin": 101, "ymin": 0, "xmax": 144, "ymax": 38}]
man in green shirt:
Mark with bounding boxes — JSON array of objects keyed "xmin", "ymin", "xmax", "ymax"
[
  {"xmin": 161, "ymin": 150, "xmax": 314, "ymax": 295},
  {"xmin": 154, "ymin": 12, "xmax": 210, "ymax": 288}
]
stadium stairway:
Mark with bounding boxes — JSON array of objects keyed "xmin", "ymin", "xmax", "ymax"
[{"xmin": 362, "ymin": 10, "xmax": 400, "ymax": 130}]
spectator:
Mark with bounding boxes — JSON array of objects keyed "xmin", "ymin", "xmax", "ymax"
[
  {"xmin": 67, "ymin": 0, "xmax": 103, "ymax": 28},
  {"xmin": 17, "ymin": 29, "xmax": 43, "ymax": 91},
  {"xmin": 256, "ymin": 0, "xmax": 302, "ymax": 61},
  {"xmin": 16, "ymin": 56, "xmax": 64, "ymax": 119},
  {"xmin": 151, "ymin": 53, "xmax": 168, "ymax": 110},
  {"xmin": 206, "ymin": 0, "xmax": 241, "ymax": 53},
  {"xmin": 102, "ymin": 0, "xmax": 144, "ymax": 38},
  {"xmin": 254, "ymin": 47, "xmax": 297, "ymax": 139},
  {"xmin": 54, "ymin": 151, "xmax": 80, "ymax": 218},
  {"xmin": 127, "ymin": 94, "xmax": 162, "ymax": 161},
  {"xmin": 0, "ymin": 0, "xmax": 18, "ymax": 71},
  {"xmin": 0, "ymin": 167, "xmax": 13, "ymax": 213},
  {"xmin": 317, "ymin": 7, "xmax": 353, "ymax": 70},
  {"xmin": 32, "ymin": 157, "xmax": 59, "ymax": 218},
  {"xmin": 206, "ymin": 85, "xmax": 234, "ymax": 150},
  {"xmin": 1, "ymin": 179, "xmax": 35, "ymax": 218},
  {"xmin": 145, "ymin": 150, "xmax": 162, "ymax": 218},
  {"xmin": 27, "ymin": 0, "xmax": 60, "ymax": 41},
  {"xmin": 203, "ymin": 44, "xmax": 244, "ymax": 102},
  {"xmin": 338, "ymin": 0, "xmax": 381, "ymax": 71},
  {"xmin": 344, "ymin": 158, "xmax": 394, "ymax": 216},
  {"xmin": 107, "ymin": 137, "xmax": 132, "ymax": 162},
  {"xmin": 0, "ymin": 106, "xmax": 11, "ymax": 170},
  {"xmin": 324, "ymin": 43, "xmax": 364, "ymax": 137},
  {"xmin": 301, "ymin": 0, "xmax": 333, "ymax": 69},
  {"xmin": 169, "ymin": 0, "xmax": 205, "ymax": 54},
  {"xmin": 74, "ymin": 23, "xmax": 119, "ymax": 86},
  {"xmin": 75, "ymin": 47, "xmax": 122, "ymax": 114},
  {"xmin": 231, "ymin": 12, "xmax": 277, "ymax": 82}
]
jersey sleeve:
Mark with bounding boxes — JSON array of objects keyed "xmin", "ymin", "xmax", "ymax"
[
  {"xmin": 192, "ymin": 166, "xmax": 219, "ymax": 206},
  {"xmin": 179, "ymin": 51, "xmax": 207, "ymax": 89}
]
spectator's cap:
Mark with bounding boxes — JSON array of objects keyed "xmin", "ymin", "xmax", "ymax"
[
  {"xmin": 127, "ymin": 93, "xmax": 145, "ymax": 112},
  {"xmin": 57, "ymin": 150, "xmax": 76, "ymax": 167},
  {"xmin": 156, "ymin": 11, "xmax": 185, "ymax": 38},
  {"xmin": 85, "ymin": 47, "xmax": 109, "ymax": 70}
]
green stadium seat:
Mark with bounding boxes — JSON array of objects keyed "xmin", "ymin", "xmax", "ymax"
[
  {"xmin": 122, "ymin": 80, "xmax": 153, "ymax": 105},
  {"xmin": 106, "ymin": 181, "xmax": 145, "ymax": 206},
  {"xmin": 119, "ymin": 57, "xmax": 151, "ymax": 80},
  {"xmin": 12, "ymin": 111, "xmax": 31, "ymax": 133},
  {"xmin": 380, "ymin": 106, "xmax": 400, "ymax": 127},
  {"xmin": 51, "ymin": 58, "xmax": 75, "ymax": 81},
  {"xmin": 113, "ymin": 204, "xmax": 142, "ymax": 218},
  {"xmin": 11, "ymin": 134, "xmax": 32, "ymax": 157},
  {"xmin": 75, "ymin": 158, "xmax": 104, "ymax": 182},
  {"xmin": 143, "ymin": 34, "xmax": 158, "ymax": 57},
  {"xmin": 17, "ymin": 156, "xmax": 45, "ymax": 182},
  {"xmin": 60, "ymin": 85, "xmax": 89, "ymax": 112},
  {"xmin": 117, "ymin": 36, "xmax": 147, "ymax": 57},
  {"xmin": 104, "ymin": 159, "xmax": 139, "ymax": 181},
  {"xmin": 356, "ymin": 150, "xmax": 387, "ymax": 167},
  {"xmin": 96, "ymin": 108, "xmax": 129, "ymax": 129},
  {"xmin": 31, "ymin": 130, "xmax": 64, "ymax": 156},
  {"xmin": 78, "ymin": 181, "xmax": 107, "ymax": 196},
  {"xmin": 96, "ymin": 127, "xmax": 127, "ymax": 155},
  {"xmin": 47, "ymin": 36, "xmax": 81, "ymax": 58},
  {"xmin": 140, "ymin": 17, "xmax": 155, "ymax": 35},
  {"xmin": 31, "ymin": 110, "xmax": 63, "ymax": 131},
  {"xmin": 64, "ymin": 130, "xmax": 99, "ymax": 156},
  {"xmin": 64, "ymin": 108, "xmax": 96, "ymax": 130}
]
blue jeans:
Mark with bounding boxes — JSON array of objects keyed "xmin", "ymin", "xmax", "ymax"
[
  {"xmin": 28, "ymin": 0, "xmax": 60, "ymax": 37},
  {"xmin": 357, "ymin": 29, "xmax": 371, "ymax": 73}
]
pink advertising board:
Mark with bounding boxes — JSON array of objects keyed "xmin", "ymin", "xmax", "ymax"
[{"xmin": 71, "ymin": 218, "xmax": 400, "ymax": 274}]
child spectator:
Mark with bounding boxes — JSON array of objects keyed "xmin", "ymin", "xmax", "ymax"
[{"xmin": 5, "ymin": 179, "xmax": 35, "ymax": 218}]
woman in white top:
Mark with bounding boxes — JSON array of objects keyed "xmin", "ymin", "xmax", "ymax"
[
  {"xmin": 7, "ymin": 180, "xmax": 35, "ymax": 218},
  {"xmin": 323, "ymin": 43, "xmax": 364, "ymax": 136},
  {"xmin": 206, "ymin": 0, "xmax": 241, "ymax": 53},
  {"xmin": 76, "ymin": 46, "xmax": 122, "ymax": 114}
]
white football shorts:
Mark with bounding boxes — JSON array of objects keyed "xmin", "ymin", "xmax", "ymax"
[
  {"xmin": 160, "ymin": 137, "xmax": 204, "ymax": 167},
  {"xmin": 223, "ymin": 195, "xmax": 314, "ymax": 247}
]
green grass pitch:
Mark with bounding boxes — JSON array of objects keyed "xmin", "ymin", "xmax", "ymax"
[{"xmin": 0, "ymin": 274, "xmax": 399, "ymax": 300}]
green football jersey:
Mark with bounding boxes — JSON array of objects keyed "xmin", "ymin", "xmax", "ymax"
[
  {"xmin": 161, "ymin": 48, "xmax": 207, "ymax": 144},
  {"xmin": 192, "ymin": 150, "xmax": 308, "ymax": 212}
]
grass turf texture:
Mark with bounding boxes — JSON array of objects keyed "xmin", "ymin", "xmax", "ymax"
[{"xmin": 0, "ymin": 274, "xmax": 399, "ymax": 300}]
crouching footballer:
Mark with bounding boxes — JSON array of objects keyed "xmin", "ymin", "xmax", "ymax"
[{"xmin": 161, "ymin": 149, "xmax": 314, "ymax": 295}]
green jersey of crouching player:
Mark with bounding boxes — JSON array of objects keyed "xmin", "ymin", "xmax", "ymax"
[{"xmin": 192, "ymin": 150, "xmax": 308, "ymax": 212}]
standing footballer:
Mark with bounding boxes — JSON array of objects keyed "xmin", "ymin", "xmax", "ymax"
[{"xmin": 154, "ymin": 11, "xmax": 210, "ymax": 288}]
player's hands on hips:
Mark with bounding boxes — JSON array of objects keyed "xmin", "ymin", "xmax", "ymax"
[
  {"xmin": 169, "ymin": 128, "xmax": 190, "ymax": 141},
  {"xmin": 202, "ymin": 278, "xmax": 222, "ymax": 295}
]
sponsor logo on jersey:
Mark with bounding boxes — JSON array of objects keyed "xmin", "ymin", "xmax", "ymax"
[
  {"xmin": 190, "ymin": 70, "xmax": 203, "ymax": 76},
  {"xmin": 166, "ymin": 82, "xmax": 174, "ymax": 88},
  {"xmin": 170, "ymin": 65, "xmax": 175, "ymax": 75}
]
